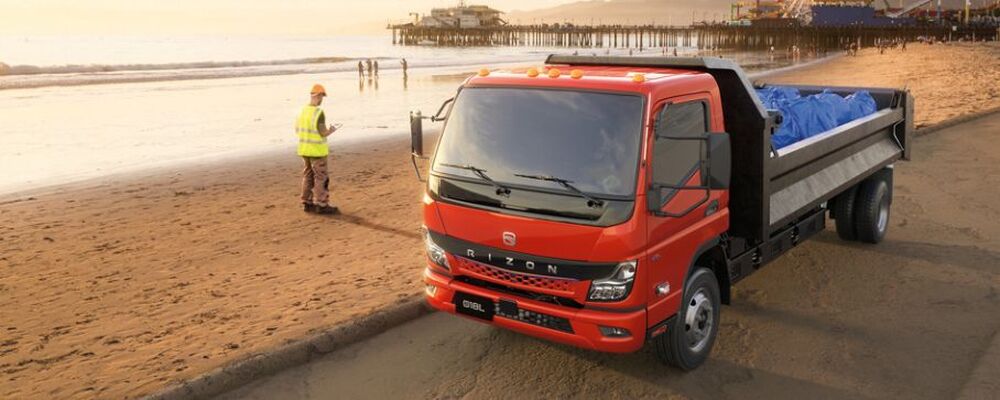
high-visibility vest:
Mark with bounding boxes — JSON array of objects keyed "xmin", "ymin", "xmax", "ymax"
[{"xmin": 296, "ymin": 105, "xmax": 328, "ymax": 157}]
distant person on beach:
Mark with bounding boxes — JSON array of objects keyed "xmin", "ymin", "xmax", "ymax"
[
  {"xmin": 400, "ymin": 58, "xmax": 408, "ymax": 76},
  {"xmin": 374, "ymin": 60, "xmax": 379, "ymax": 78},
  {"xmin": 366, "ymin": 59, "xmax": 373, "ymax": 79},
  {"xmin": 358, "ymin": 61, "xmax": 365, "ymax": 79},
  {"xmin": 296, "ymin": 84, "xmax": 339, "ymax": 215}
]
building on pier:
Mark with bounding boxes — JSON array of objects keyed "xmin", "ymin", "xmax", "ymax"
[{"xmin": 418, "ymin": 3, "xmax": 506, "ymax": 28}]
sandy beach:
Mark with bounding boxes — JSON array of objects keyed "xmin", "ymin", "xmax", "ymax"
[{"xmin": 2, "ymin": 42, "xmax": 999, "ymax": 399}]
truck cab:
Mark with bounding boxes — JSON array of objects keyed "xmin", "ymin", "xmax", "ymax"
[{"xmin": 419, "ymin": 56, "xmax": 912, "ymax": 370}]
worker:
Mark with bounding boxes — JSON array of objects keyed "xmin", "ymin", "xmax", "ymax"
[{"xmin": 296, "ymin": 84, "xmax": 339, "ymax": 215}]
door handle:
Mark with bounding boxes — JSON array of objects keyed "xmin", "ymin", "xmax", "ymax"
[{"xmin": 705, "ymin": 199, "xmax": 719, "ymax": 216}]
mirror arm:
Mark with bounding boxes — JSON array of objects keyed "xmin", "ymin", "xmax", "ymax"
[
  {"xmin": 430, "ymin": 97, "xmax": 455, "ymax": 122},
  {"xmin": 411, "ymin": 153, "xmax": 425, "ymax": 183}
]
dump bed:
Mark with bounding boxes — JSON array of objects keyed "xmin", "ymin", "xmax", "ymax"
[
  {"xmin": 763, "ymin": 84, "xmax": 912, "ymax": 230},
  {"xmin": 546, "ymin": 55, "xmax": 914, "ymax": 246}
]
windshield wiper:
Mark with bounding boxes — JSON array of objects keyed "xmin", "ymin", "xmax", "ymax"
[
  {"xmin": 439, "ymin": 163, "xmax": 511, "ymax": 197},
  {"xmin": 513, "ymin": 173, "xmax": 605, "ymax": 208}
]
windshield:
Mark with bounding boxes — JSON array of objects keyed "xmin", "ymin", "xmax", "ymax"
[{"xmin": 432, "ymin": 88, "xmax": 644, "ymax": 198}]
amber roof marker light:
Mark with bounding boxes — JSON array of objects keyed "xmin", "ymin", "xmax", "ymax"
[
  {"xmin": 478, "ymin": 68, "xmax": 491, "ymax": 77},
  {"xmin": 570, "ymin": 69, "xmax": 584, "ymax": 79},
  {"xmin": 548, "ymin": 68, "xmax": 562, "ymax": 78},
  {"xmin": 527, "ymin": 67, "xmax": 540, "ymax": 78}
]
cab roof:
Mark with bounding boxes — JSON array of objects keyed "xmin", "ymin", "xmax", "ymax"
[{"xmin": 465, "ymin": 64, "xmax": 710, "ymax": 94}]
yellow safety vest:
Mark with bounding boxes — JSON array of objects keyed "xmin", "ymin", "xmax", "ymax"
[{"xmin": 296, "ymin": 105, "xmax": 328, "ymax": 157}]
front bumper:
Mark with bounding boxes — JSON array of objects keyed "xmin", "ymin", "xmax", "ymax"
[{"xmin": 424, "ymin": 267, "xmax": 647, "ymax": 353}]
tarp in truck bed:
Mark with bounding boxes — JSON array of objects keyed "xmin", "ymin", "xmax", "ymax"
[{"xmin": 757, "ymin": 87, "xmax": 878, "ymax": 149}]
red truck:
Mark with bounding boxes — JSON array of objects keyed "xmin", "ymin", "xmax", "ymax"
[{"xmin": 413, "ymin": 55, "xmax": 913, "ymax": 370}]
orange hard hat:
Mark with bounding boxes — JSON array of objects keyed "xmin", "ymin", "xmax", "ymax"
[{"xmin": 310, "ymin": 84, "xmax": 326, "ymax": 96}]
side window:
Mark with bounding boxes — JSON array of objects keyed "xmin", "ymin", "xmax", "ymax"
[{"xmin": 652, "ymin": 101, "xmax": 708, "ymax": 205}]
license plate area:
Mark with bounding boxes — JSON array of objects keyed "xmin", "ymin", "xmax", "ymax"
[
  {"xmin": 497, "ymin": 299, "xmax": 518, "ymax": 317},
  {"xmin": 453, "ymin": 292, "xmax": 494, "ymax": 321}
]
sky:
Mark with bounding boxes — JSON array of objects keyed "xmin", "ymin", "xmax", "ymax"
[{"xmin": 0, "ymin": 0, "xmax": 580, "ymax": 36}]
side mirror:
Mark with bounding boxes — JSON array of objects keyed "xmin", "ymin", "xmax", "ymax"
[
  {"xmin": 409, "ymin": 111, "xmax": 424, "ymax": 157},
  {"xmin": 647, "ymin": 131, "xmax": 730, "ymax": 218},
  {"xmin": 707, "ymin": 132, "xmax": 731, "ymax": 189}
]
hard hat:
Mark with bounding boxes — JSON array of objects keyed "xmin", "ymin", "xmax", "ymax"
[{"xmin": 310, "ymin": 84, "xmax": 327, "ymax": 96}]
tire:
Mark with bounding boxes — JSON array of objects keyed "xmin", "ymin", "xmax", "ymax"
[
  {"xmin": 832, "ymin": 185, "xmax": 859, "ymax": 241},
  {"xmin": 654, "ymin": 267, "xmax": 721, "ymax": 371},
  {"xmin": 854, "ymin": 177, "xmax": 891, "ymax": 244}
]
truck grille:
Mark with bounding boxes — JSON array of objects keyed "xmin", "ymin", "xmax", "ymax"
[
  {"xmin": 456, "ymin": 257, "xmax": 576, "ymax": 294},
  {"xmin": 495, "ymin": 303, "xmax": 574, "ymax": 333}
]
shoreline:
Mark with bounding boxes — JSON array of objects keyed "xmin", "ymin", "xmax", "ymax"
[{"xmin": 0, "ymin": 132, "xmax": 431, "ymax": 202}]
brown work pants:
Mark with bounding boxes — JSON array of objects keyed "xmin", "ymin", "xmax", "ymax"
[{"xmin": 301, "ymin": 156, "xmax": 330, "ymax": 207}]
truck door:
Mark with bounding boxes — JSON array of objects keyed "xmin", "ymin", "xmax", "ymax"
[{"xmin": 645, "ymin": 95, "xmax": 727, "ymax": 327}]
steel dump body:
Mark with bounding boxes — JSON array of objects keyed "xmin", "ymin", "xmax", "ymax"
[
  {"xmin": 422, "ymin": 55, "xmax": 914, "ymax": 358},
  {"xmin": 766, "ymin": 85, "xmax": 912, "ymax": 230}
]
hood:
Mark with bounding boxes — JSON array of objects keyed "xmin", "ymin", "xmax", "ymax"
[{"xmin": 433, "ymin": 200, "xmax": 637, "ymax": 262}]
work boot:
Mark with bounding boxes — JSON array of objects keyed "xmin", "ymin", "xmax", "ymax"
[
  {"xmin": 315, "ymin": 205, "xmax": 339, "ymax": 215},
  {"xmin": 303, "ymin": 203, "xmax": 317, "ymax": 213}
]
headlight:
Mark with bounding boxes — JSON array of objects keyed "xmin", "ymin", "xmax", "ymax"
[
  {"xmin": 425, "ymin": 231, "xmax": 450, "ymax": 270},
  {"xmin": 588, "ymin": 261, "xmax": 637, "ymax": 302}
]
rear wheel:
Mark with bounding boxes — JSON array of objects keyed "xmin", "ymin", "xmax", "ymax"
[
  {"xmin": 654, "ymin": 267, "xmax": 720, "ymax": 371},
  {"xmin": 832, "ymin": 185, "xmax": 859, "ymax": 241},
  {"xmin": 854, "ymin": 177, "xmax": 891, "ymax": 244}
]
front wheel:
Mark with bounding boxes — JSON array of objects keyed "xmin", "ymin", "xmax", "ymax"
[{"xmin": 654, "ymin": 267, "xmax": 721, "ymax": 371}]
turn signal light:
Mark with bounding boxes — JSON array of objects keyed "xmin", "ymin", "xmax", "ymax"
[
  {"xmin": 527, "ymin": 67, "xmax": 540, "ymax": 78},
  {"xmin": 548, "ymin": 68, "xmax": 561, "ymax": 78}
]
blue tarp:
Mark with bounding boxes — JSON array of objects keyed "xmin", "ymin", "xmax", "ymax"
[{"xmin": 756, "ymin": 87, "xmax": 877, "ymax": 150}]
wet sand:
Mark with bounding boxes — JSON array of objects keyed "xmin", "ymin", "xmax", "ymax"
[{"xmin": 2, "ymin": 42, "xmax": 999, "ymax": 399}]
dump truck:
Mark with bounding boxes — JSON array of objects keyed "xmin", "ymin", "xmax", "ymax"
[{"xmin": 412, "ymin": 55, "xmax": 913, "ymax": 370}]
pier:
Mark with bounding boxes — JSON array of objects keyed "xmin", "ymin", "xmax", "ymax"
[{"xmin": 390, "ymin": 24, "xmax": 1000, "ymax": 50}]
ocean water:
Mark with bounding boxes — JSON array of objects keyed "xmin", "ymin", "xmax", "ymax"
[
  {"xmin": 0, "ymin": 35, "xmax": 579, "ymax": 89},
  {"xmin": 0, "ymin": 34, "xmax": 816, "ymax": 195}
]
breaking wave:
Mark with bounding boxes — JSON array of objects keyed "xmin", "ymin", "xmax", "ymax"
[{"xmin": 0, "ymin": 57, "xmax": 352, "ymax": 76}]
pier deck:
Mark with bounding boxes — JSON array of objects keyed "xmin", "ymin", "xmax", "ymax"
[{"xmin": 390, "ymin": 24, "xmax": 1000, "ymax": 50}]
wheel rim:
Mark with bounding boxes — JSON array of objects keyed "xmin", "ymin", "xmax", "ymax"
[
  {"xmin": 877, "ymin": 197, "xmax": 889, "ymax": 233},
  {"xmin": 684, "ymin": 288, "xmax": 714, "ymax": 353}
]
